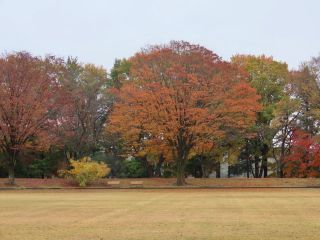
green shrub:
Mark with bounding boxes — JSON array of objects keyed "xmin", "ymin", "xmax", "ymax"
[
  {"xmin": 58, "ymin": 157, "xmax": 110, "ymax": 187},
  {"xmin": 120, "ymin": 158, "xmax": 147, "ymax": 178}
]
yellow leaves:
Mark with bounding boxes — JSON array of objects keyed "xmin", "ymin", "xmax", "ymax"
[
  {"xmin": 226, "ymin": 148, "xmax": 241, "ymax": 165},
  {"xmin": 58, "ymin": 157, "xmax": 110, "ymax": 187}
]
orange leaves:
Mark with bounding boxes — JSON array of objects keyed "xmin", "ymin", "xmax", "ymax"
[
  {"xmin": 220, "ymin": 83, "xmax": 262, "ymax": 129},
  {"xmin": 108, "ymin": 41, "xmax": 262, "ymax": 162}
]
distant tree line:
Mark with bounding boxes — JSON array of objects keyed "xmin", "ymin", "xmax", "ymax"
[{"xmin": 0, "ymin": 41, "xmax": 319, "ymax": 185}]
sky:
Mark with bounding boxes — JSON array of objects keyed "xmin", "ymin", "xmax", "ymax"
[{"xmin": 0, "ymin": 0, "xmax": 319, "ymax": 71}]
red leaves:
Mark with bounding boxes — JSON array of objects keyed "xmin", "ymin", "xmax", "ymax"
[
  {"xmin": 283, "ymin": 129, "xmax": 320, "ymax": 177},
  {"xmin": 0, "ymin": 52, "xmax": 65, "ymax": 153}
]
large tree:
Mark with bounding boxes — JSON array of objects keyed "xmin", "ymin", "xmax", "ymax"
[
  {"xmin": 108, "ymin": 41, "xmax": 261, "ymax": 185},
  {"xmin": 60, "ymin": 58, "xmax": 111, "ymax": 159},
  {"xmin": 289, "ymin": 60, "xmax": 320, "ymax": 135},
  {"xmin": 276, "ymin": 55, "xmax": 320, "ymax": 177},
  {"xmin": 232, "ymin": 55, "xmax": 288, "ymax": 177},
  {"xmin": 0, "ymin": 52, "xmax": 65, "ymax": 184},
  {"xmin": 271, "ymin": 96, "xmax": 301, "ymax": 176}
]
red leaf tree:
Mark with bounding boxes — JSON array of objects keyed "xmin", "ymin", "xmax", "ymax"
[
  {"xmin": 0, "ymin": 52, "xmax": 65, "ymax": 184},
  {"xmin": 108, "ymin": 41, "xmax": 261, "ymax": 185},
  {"xmin": 283, "ymin": 129, "xmax": 320, "ymax": 177}
]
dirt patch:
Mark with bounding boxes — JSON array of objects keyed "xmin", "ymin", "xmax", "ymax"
[{"xmin": 1, "ymin": 177, "xmax": 320, "ymax": 188}]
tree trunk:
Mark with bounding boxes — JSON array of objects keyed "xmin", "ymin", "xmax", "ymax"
[
  {"xmin": 176, "ymin": 159, "xmax": 186, "ymax": 186},
  {"xmin": 254, "ymin": 156, "xmax": 260, "ymax": 178},
  {"xmin": 279, "ymin": 139, "xmax": 286, "ymax": 178},
  {"xmin": 201, "ymin": 164, "xmax": 208, "ymax": 178},
  {"xmin": 246, "ymin": 158, "xmax": 250, "ymax": 178},
  {"xmin": 6, "ymin": 150, "xmax": 18, "ymax": 185},
  {"xmin": 142, "ymin": 157, "xmax": 154, "ymax": 177},
  {"xmin": 273, "ymin": 148, "xmax": 282, "ymax": 178},
  {"xmin": 279, "ymin": 166, "xmax": 284, "ymax": 178},
  {"xmin": 263, "ymin": 157, "xmax": 268, "ymax": 178},
  {"xmin": 258, "ymin": 157, "xmax": 268, "ymax": 178},
  {"xmin": 198, "ymin": 164, "xmax": 204, "ymax": 178},
  {"xmin": 8, "ymin": 164, "xmax": 15, "ymax": 185},
  {"xmin": 154, "ymin": 154, "xmax": 164, "ymax": 177},
  {"xmin": 216, "ymin": 162, "xmax": 221, "ymax": 178}
]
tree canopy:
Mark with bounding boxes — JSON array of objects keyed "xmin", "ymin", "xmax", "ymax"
[
  {"xmin": 1, "ymin": 43, "xmax": 320, "ymax": 183},
  {"xmin": 108, "ymin": 41, "xmax": 261, "ymax": 185}
]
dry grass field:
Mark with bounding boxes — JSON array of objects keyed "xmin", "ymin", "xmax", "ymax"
[{"xmin": 1, "ymin": 189, "xmax": 320, "ymax": 240}]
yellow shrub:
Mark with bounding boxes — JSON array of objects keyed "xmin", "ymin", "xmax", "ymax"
[{"xmin": 59, "ymin": 157, "xmax": 110, "ymax": 187}]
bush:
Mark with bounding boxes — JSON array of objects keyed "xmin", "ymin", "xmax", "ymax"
[
  {"xmin": 120, "ymin": 158, "xmax": 147, "ymax": 178},
  {"xmin": 58, "ymin": 157, "xmax": 110, "ymax": 187}
]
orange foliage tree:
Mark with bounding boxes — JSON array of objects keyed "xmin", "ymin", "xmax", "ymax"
[{"xmin": 108, "ymin": 41, "xmax": 261, "ymax": 185}]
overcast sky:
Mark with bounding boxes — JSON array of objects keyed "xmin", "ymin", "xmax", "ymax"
[{"xmin": 1, "ymin": 0, "xmax": 319, "ymax": 70}]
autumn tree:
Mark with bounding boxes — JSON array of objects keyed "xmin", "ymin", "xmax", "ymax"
[
  {"xmin": 102, "ymin": 58, "xmax": 135, "ymax": 176},
  {"xmin": 109, "ymin": 58, "xmax": 131, "ymax": 89},
  {"xmin": 271, "ymin": 96, "xmax": 301, "ymax": 176},
  {"xmin": 306, "ymin": 54, "xmax": 320, "ymax": 86},
  {"xmin": 232, "ymin": 55, "xmax": 288, "ymax": 177},
  {"xmin": 289, "ymin": 60, "xmax": 320, "ymax": 135},
  {"xmin": 0, "ymin": 52, "xmax": 65, "ymax": 184},
  {"xmin": 108, "ymin": 41, "xmax": 261, "ymax": 185},
  {"xmin": 283, "ymin": 129, "xmax": 320, "ymax": 177},
  {"xmin": 60, "ymin": 58, "xmax": 111, "ymax": 159},
  {"xmin": 277, "ymin": 55, "xmax": 320, "ymax": 177}
]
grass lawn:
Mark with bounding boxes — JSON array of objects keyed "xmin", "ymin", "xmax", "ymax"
[{"xmin": 0, "ymin": 189, "xmax": 320, "ymax": 240}]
